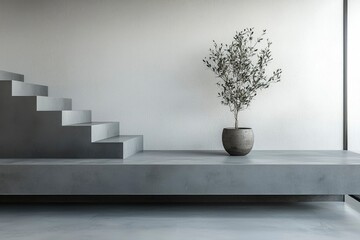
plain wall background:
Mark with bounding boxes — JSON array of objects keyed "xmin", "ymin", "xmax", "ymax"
[
  {"xmin": 0, "ymin": 0, "xmax": 343, "ymax": 150},
  {"xmin": 349, "ymin": 0, "xmax": 360, "ymax": 153}
]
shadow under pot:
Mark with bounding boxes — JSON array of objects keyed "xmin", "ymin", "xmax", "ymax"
[{"xmin": 222, "ymin": 128, "xmax": 254, "ymax": 156}]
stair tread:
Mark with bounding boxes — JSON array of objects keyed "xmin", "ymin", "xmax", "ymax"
[
  {"xmin": 39, "ymin": 110, "xmax": 90, "ymax": 112},
  {"xmin": 8, "ymin": 81, "xmax": 48, "ymax": 97},
  {"xmin": 37, "ymin": 96, "xmax": 71, "ymax": 100},
  {"xmin": 12, "ymin": 81, "xmax": 47, "ymax": 88},
  {"xmin": 36, "ymin": 96, "xmax": 72, "ymax": 111},
  {"xmin": 17, "ymin": 96, "xmax": 70, "ymax": 100},
  {"xmin": 0, "ymin": 70, "xmax": 24, "ymax": 81},
  {"xmin": 68, "ymin": 122, "xmax": 118, "ymax": 127},
  {"xmin": 96, "ymin": 135, "xmax": 142, "ymax": 143},
  {"xmin": 62, "ymin": 110, "xmax": 90, "ymax": 112},
  {"xmin": 62, "ymin": 110, "xmax": 92, "ymax": 126}
]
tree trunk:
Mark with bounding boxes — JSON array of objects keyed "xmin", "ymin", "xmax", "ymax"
[{"xmin": 234, "ymin": 111, "xmax": 239, "ymax": 129}]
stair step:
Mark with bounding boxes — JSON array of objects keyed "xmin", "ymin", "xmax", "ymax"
[
  {"xmin": 96, "ymin": 135, "xmax": 142, "ymax": 143},
  {"xmin": 62, "ymin": 110, "xmax": 92, "ymax": 126},
  {"xmin": 1, "ymin": 69, "xmax": 144, "ymax": 158},
  {"xmin": 11, "ymin": 81, "xmax": 48, "ymax": 96},
  {"xmin": 36, "ymin": 96, "xmax": 72, "ymax": 111},
  {"xmin": 96, "ymin": 135, "xmax": 143, "ymax": 158},
  {"xmin": 0, "ymin": 70, "xmax": 24, "ymax": 81},
  {"xmin": 67, "ymin": 122, "xmax": 119, "ymax": 142}
]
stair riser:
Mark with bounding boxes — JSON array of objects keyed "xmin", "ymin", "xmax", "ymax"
[
  {"xmin": 11, "ymin": 81, "xmax": 48, "ymax": 96},
  {"xmin": 122, "ymin": 136, "xmax": 143, "ymax": 158},
  {"xmin": 62, "ymin": 111, "xmax": 92, "ymax": 126},
  {"xmin": 92, "ymin": 123, "xmax": 119, "ymax": 142},
  {"xmin": 0, "ymin": 70, "xmax": 24, "ymax": 82},
  {"xmin": 37, "ymin": 97, "xmax": 72, "ymax": 111},
  {"xmin": 0, "ymin": 99, "xmax": 141, "ymax": 158}
]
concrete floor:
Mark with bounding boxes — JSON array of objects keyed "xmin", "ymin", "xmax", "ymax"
[{"xmin": 0, "ymin": 203, "xmax": 360, "ymax": 240}]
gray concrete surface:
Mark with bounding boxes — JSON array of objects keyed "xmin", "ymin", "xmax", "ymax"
[
  {"xmin": 11, "ymin": 81, "xmax": 48, "ymax": 96},
  {"xmin": 345, "ymin": 195, "xmax": 360, "ymax": 213},
  {"xmin": 0, "ymin": 202, "xmax": 360, "ymax": 240},
  {"xmin": 0, "ymin": 151, "xmax": 360, "ymax": 195},
  {"xmin": 68, "ymin": 122, "xmax": 119, "ymax": 142},
  {"xmin": 0, "ymin": 70, "xmax": 24, "ymax": 81},
  {"xmin": 36, "ymin": 96, "xmax": 72, "ymax": 111},
  {"xmin": 62, "ymin": 110, "xmax": 92, "ymax": 126}
]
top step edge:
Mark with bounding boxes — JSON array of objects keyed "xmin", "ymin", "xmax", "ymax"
[
  {"xmin": 36, "ymin": 96, "xmax": 72, "ymax": 101},
  {"xmin": 11, "ymin": 80, "xmax": 48, "ymax": 88},
  {"xmin": 0, "ymin": 70, "xmax": 24, "ymax": 82},
  {"xmin": 67, "ymin": 122, "xmax": 119, "ymax": 127},
  {"xmin": 37, "ymin": 109, "xmax": 90, "ymax": 113},
  {"xmin": 95, "ymin": 135, "xmax": 143, "ymax": 143}
]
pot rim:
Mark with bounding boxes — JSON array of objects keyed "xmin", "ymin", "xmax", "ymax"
[{"xmin": 223, "ymin": 127, "xmax": 252, "ymax": 130}]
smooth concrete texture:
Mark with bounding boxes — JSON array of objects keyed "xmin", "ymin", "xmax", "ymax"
[
  {"xmin": 11, "ymin": 81, "xmax": 48, "ymax": 97},
  {"xmin": 69, "ymin": 122, "xmax": 119, "ymax": 142},
  {"xmin": 349, "ymin": 0, "xmax": 360, "ymax": 153},
  {"xmin": 0, "ymin": 70, "xmax": 23, "ymax": 81},
  {"xmin": 0, "ymin": 195, "xmax": 345, "ymax": 204},
  {"xmin": 345, "ymin": 195, "xmax": 360, "ymax": 213},
  {"xmin": 0, "ymin": 78, "xmax": 143, "ymax": 158},
  {"xmin": 62, "ymin": 110, "xmax": 92, "ymax": 126},
  {"xmin": 0, "ymin": 0, "xmax": 343, "ymax": 150},
  {"xmin": 36, "ymin": 96, "xmax": 72, "ymax": 111},
  {"xmin": 97, "ymin": 135, "xmax": 145, "ymax": 159},
  {"xmin": 1, "ymin": 203, "xmax": 360, "ymax": 240},
  {"xmin": 1, "ymin": 151, "xmax": 360, "ymax": 195}
]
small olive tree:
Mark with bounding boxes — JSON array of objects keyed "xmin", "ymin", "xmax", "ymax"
[{"xmin": 203, "ymin": 28, "xmax": 282, "ymax": 129}]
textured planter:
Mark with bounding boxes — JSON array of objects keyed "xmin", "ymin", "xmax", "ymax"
[{"xmin": 222, "ymin": 128, "xmax": 254, "ymax": 156}]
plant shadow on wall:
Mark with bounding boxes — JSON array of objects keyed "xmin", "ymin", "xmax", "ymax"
[{"xmin": 203, "ymin": 28, "xmax": 282, "ymax": 156}]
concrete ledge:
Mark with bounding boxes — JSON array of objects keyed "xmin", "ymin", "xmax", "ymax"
[
  {"xmin": 0, "ymin": 70, "xmax": 24, "ymax": 81},
  {"xmin": 0, "ymin": 195, "xmax": 344, "ymax": 203},
  {"xmin": 345, "ymin": 195, "xmax": 360, "ymax": 212},
  {"xmin": 1, "ymin": 151, "xmax": 360, "ymax": 195}
]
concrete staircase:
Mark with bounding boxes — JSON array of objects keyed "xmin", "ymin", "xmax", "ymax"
[{"xmin": 0, "ymin": 70, "xmax": 143, "ymax": 158}]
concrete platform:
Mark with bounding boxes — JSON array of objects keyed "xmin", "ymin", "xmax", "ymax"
[{"xmin": 1, "ymin": 151, "xmax": 360, "ymax": 195}]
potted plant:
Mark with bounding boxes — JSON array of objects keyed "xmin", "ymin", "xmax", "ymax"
[{"xmin": 203, "ymin": 28, "xmax": 282, "ymax": 156}]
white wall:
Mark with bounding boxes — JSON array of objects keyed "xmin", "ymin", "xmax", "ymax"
[
  {"xmin": 0, "ymin": 0, "xmax": 343, "ymax": 150},
  {"xmin": 349, "ymin": 0, "xmax": 360, "ymax": 153}
]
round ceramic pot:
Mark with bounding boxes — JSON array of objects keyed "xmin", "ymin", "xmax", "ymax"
[{"xmin": 222, "ymin": 128, "xmax": 254, "ymax": 156}]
